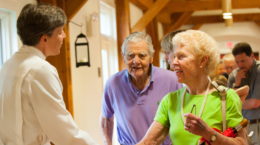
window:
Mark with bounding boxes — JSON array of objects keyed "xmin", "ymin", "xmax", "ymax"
[
  {"xmin": 100, "ymin": 1, "xmax": 116, "ymax": 39},
  {"xmin": 100, "ymin": 1, "xmax": 118, "ymax": 87},
  {"xmin": 100, "ymin": 2, "xmax": 119, "ymax": 145},
  {"xmin": 0, "ymin": 8, "xmax": 18, "ymax": 68},
  {"xmin": 0, "ymin": 19, "xmax": 3, "ymax": 66}
]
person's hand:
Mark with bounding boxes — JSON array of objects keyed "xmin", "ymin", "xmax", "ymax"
[
  {"xmin": 184, "ymin": 113, "xmax": 211, "ymax": 137},
  {"xmin": 243, "ymin": 98, "xmax": 260, "ymax": 110},
  {"xmin": 235, "ymin": 85, "xmax": 249, "ymax": 103},
  {"xmin": 234, "ymin": 69, "xmax": 247, "ymax": 87}
]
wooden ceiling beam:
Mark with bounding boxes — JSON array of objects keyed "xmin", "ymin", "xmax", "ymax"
[
  {"xmin": 162, "ymin": 0, "xmax": 260, "ymax": 13},
  {"xmin": 192, "ymin": 23, "xmax": 203, "ymax": 30},
  {"xmin": 165, "ymin": 11, "xmax": 193, "ymax": 34},
  {"xmin": 37, "ymin": 0, "xmax": 87, "ymax": 20},
  {"xmin": 186, "ymin": 13, "xmax": 260, "ymax": 25},
  {"xmin": 156, "ymin": 12, "xmax": 172, "ymax": 24},
  {"xmin": 130, "ymin": 0, "xmax": 153, "ymax": 10},
  {"xmin": 131, "ymin": 0, "xmax": 170, "ymax": 32},
  {"xmin": 66, "ymin": 0, "xmax": 87, "ymax": 20},
  {"xmin": 255, "ymin": 21, "xmax": 260, "ymax": 27}
]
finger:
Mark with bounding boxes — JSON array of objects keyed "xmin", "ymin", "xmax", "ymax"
[
  {"xmin": 184, "ymin": 122, "xmax": 191, "ymax": 130},
  {"xmin": 184, "ymin": 113, "xmax": 199, "ymax": 120}
]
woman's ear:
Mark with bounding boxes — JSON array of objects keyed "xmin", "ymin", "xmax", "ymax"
[{"xmin": 199, "ymin": 56, "xmax": 209, "ymax": 68}]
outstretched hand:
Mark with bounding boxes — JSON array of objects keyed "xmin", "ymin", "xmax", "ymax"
[{"xmin": 184, "ymin": 113, "xmax": 211, "ymax": 137}]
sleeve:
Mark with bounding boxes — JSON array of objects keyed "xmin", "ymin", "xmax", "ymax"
[
  {"xmin": 154, "ymin": 94, "xmax": 170, "ymax": 128},
  {"xmin": 101, "ymin": 80, "xmax": 114, "ymax": 118},
  {"xmin": 25, "ymin": 65, "xmax": 98, "ymax": 145},
  {"xmin": 226, "ymin": 89, "xmax": 243, "ymax": 128}
]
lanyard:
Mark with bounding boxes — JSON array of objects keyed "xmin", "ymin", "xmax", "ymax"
[{"xmin": 181, "ymin": 77, "xmax": 211, "ymax": 125}]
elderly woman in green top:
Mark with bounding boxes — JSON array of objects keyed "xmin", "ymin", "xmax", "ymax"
[{"xmin": 136, "ymin": 30, "xmax": 248, "ymax": 145}]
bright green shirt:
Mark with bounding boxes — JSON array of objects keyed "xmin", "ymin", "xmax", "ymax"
[{"xmin": 154, "ymin": 88, "xmax": 243, "ymax": 145}]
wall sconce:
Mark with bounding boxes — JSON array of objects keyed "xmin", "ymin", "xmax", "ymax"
[{"xmin": 75, "ymin": 33, "xmax": 90, "ymax": 67}]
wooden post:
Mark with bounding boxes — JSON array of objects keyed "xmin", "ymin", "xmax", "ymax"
[
  {"xmin": 115, "ymin": 0, "xmax": 131, "ymax": 70},
  {"xmin": 146, "ymin": 19, "xmax": 160, "ymax": 67}
]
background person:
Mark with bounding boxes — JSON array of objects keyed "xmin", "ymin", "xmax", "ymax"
[
  {"xmin": 101, "ymin": 32, "xmax": 182, "ymax": 145},
  {"xmin": 137, "ymin": 30, "xmax": 247, "ymax": 145},
  {"xmin": 228, "ymin": 42, "xmax": 260, "ymax": 145},
  {"xmin": 223, "ymin": 53, "xmax": 237, "ymax": 76},
  {"xmin": 160, "ymin": 30, "xmax": 185, "ymax": 70},
  {"xmin": 0, "ymin": 4, "xmax": 97, "ymax": 145}
]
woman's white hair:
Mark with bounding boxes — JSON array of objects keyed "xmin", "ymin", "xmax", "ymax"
[
  {"xmin": 121, "ymin": 32, "xmax": 154, "ymax": 56},
  {"xmin": 172, "ymin": 30, "xmax": 220, "ymax": 75}
]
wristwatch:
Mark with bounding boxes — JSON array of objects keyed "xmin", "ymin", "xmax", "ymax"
[{"xmin": 209, "ymin": 134, "xmax": 217, "ymax": 142}]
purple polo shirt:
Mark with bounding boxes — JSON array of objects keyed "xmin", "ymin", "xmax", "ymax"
[{"xmin": 101, "ymin": 66, "xmax": 182, "ymax": 145}]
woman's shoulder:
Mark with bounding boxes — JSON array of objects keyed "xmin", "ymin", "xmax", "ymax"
[
  {"xmin": 164, "ymin": 88, "xmax": 186, "ymax": 100},
  {"xmin": 226, "ymin": 88, "xmax": 242, "ymax": 104}
]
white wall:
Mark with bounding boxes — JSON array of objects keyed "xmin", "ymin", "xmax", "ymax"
[
  {"xmin": 200, "ymin": 22, "xmax": 260, "ymax": 54},
  {"xmin": 0, "ymin": 0, "xmax": 36, "ymax": 15},
  {"xmin": 69, "ymin": 0, "xmax": 103, "ymax": 144}
]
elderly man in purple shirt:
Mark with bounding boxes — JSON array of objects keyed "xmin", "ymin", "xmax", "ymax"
[{"xmin": 101, "ymin": 32, "xmax": 182, "ymax": 145}]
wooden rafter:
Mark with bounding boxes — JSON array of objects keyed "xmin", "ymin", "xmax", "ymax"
[
  {"xmin": 192, "ymin": 23, "xmax": 203, "ymax": 30},
  {"xmin": 131, "ymin": 0, "xmax": 170, "ymax": 32},
  {"xmin": 66, "ymin": 0, "xmax": 87, "ymax": 20},
  {"xmin": 186, "ymin": 13, "xmax": 260, "ymax": 25},
  {"xmin": 165, "ymin": 11, "xmax": 193, "ymax": 34},
  {"xmin": 130, "ymin": 0, "xmax": 153, "ymax": 11},
  {"xmin": 162, "ymin": 0, "xmax": 260, "ymax": 13},
  {"xmin": 156, "ymin": 12, "xmax": 171, "ymax": 24},
  {"xmin": 255, "ymin": 21, "xmax": 260, "ymax": 27}
]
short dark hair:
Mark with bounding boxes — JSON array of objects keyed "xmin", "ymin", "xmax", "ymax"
[
  {"xmin": 17, "ymin": 4, "xmax": 67, "ymax": 46},
  {"xmin": 232, "ymin": 42, "xmax": 253, "ymax": 57},
  {"xmin": 160, "ymin": 29, "xmax": 186, "ymax": 54}
]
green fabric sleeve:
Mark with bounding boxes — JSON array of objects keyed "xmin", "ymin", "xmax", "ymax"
[
  {"xmin": 154, "ymin": 93, "xmax": 170, "ymax": 127},
  {"xmin": 226, "ymin": 89, "xmax": 243, "ymax": 128}
]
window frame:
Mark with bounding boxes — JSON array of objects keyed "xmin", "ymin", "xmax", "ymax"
[{"xmin": 0, "ymin": 8, "xmax": 18, "ymax": 68}]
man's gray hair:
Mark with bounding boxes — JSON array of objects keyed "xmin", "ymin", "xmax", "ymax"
[{"xmin": 121, "ymin": 32, "xmax": 154, "ymax": 56}]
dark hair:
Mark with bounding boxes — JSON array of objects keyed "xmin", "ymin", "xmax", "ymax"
[
  {"xmin": 160, "ymin": 29, "xmax": 186, "ymax": 54},
  {"xmin": 17, "ymin": 4, "xmax": 67, "ymax": 46},
  {"xmin": 232, "ymin": 42, "xmax": 253, "ymax": 57}
]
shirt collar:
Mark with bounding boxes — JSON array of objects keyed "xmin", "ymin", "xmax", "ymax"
[{"xmin": 21, "ymin": 45, "xmax": 46, "ymax": 60}]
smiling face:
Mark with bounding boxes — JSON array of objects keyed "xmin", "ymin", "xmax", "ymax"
[
  {"xmin": 124, "ymin": 40, "xmax": 153, "ymax": 80},
  {"xmin": 43, "ymin": 26, "xmax": 66, "ymax": 57},
  {"xmin": 171, "ymin": 45, "xmax": 202, "ymax": 83}
]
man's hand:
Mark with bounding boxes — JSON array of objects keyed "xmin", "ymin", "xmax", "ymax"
[
  {"xmin": 243, "ymin": 98, "xmax": 260, "ymax": 110},
  {"xmin": 234, "ymin": 70, "xmax": 247, "ymax": 87}
]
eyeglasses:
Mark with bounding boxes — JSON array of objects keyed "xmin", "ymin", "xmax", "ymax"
[{"xmin": 190, "ymin": 104, "xmax": 196, "ymax": 115}]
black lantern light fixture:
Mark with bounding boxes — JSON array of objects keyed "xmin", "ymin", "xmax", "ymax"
[{"xmin": 74, "ymin": 33, "xmax": 90, "ymax": 67}]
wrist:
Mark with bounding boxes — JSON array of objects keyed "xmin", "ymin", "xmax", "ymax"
[{"xmin": 204, "ymin": 129, "xmax": 218, "ymax": 143}]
